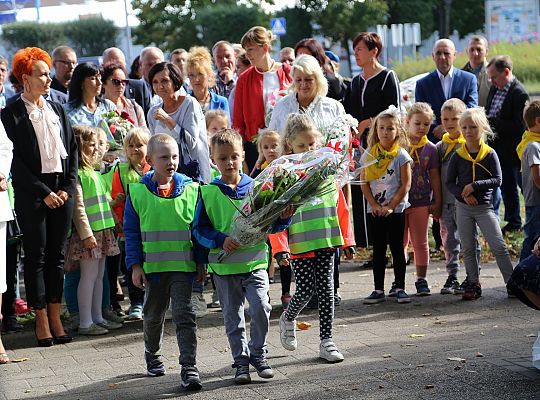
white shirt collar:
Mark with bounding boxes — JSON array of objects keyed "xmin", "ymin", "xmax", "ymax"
[{"xmin": 437, "ymin": 65, "xmax": 454, "ymax": 80}]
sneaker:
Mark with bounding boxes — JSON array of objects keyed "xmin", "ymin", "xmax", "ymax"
[
  {"xmin": 415, "ymin": 278, "xmax": 431, "ymax": 296},
  {"xmin": 462, "ymin": 282, "xmax": 482, "ymax": 300},
  {"xmin": 388, "ymin": 282, "xmax": 397, "ymax": 297},
  {"xmin": 249, "ymin": 355, "xmax": 274, "ymax": 379},
  {"xmin": 441, "ymin": 275, "xmax": 460, "ymax": 295},
  {"xmin": 96, "ymin": 319, "xmax": 123, "ymax": 330},
  {"xmin": 181, "ymin": 365, "xmax": 202, "ymax": 390},
  {"xmin": 208, "ymin": 291, "xmax": 220, "ymax": 308},
  {"xmin": 191, "ymin": 293, "xmax": 208, "ymax": 318},
  {"xmin": 78, "ymin": 323, "xmax": 109, "ymax": 336},
  {"xmin": 279, "ymin": 312, "xmax": 297, "ymax": 351},
  {"xmin": 126, "ymin": 304, "xmax": 143, "ymax": 321},
  {"xmin": 280, "ymin": 294, "xmax": 292, "ymax": 310},
  {"xmin": 363, "ymin": 291, "xmax": 386, "ymax": 304},
  {"xmin": 233, "ymin": 363, "xmax": 251, "ymax": 384},
  {"xmin": 319, "ymin": 339, "xmax": 344, "ymax": 363},
  {"xmin": 454, "ymin": 277, "xmax": 469, "ymax": 295},
  {"xmin": 145, "ymin": 351, "xmax": 165, "ymax": 377},
  {"xmin": 102, "ymin": 308, "xmax": 125, "ymax": 324},
  {"xmin": 396, "ymin": 290, "xmax": 411, "ymax": 303},
  {"xmin": 334, "ymin": 292, "xmax": 342, "ymax": 306}
]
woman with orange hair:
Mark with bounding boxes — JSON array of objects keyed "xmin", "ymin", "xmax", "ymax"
[{"xmin": 1, "ymin": 47, "xmax": 78, "ymax": 347}]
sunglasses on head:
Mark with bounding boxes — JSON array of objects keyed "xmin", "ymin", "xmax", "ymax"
[{"xmin": 110, "ymin": 78, "xmax": 129, "ymax": 86}]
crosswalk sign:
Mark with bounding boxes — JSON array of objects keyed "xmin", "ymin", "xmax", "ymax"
[{"xmin": 270, "ymin": 18, "xmax": 286, "ymax": 36}]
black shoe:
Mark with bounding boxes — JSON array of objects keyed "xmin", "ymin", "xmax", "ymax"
[
  {"xmin": 34, "ymin": 326, "xmax": 53, "ymax": 347},
  {"xmin": 501, "ymin": 224, "xmax": 522, "ymax": 234},
  {"xmin": 2, "ymin": 315, "xmax": 23, "ymax": 332},
  {"xmin": 181, "ymin": 365, "xmax": 202, "ymax": 391},
  {"xmin": 454, "ymin": 277, "xmax": 469, "ymax": 295},
  {"xmin": 145, "ymin": 351, "xmax": 166, "ymax": 377},
  {"xmin": 52, "ymin": 333, "xmax": 73, "ymax": 345},
  {"xmin": 441, "ymin": 275, "xmax": 459, "ymax": 295}
]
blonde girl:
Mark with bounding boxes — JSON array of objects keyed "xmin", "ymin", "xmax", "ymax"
[
  {"xmin": 403, "ymin": 103, "xmax": 442, "ymax": 296},
  {"xmin": 205, "ymin": 109, "xmax": 229, "ymax": 138},
  {"xmin": 66, "ymin": 125, "xmax": 120, "ymax": 335},
  {"xmin": 251, "ymin": 129, "xmax": 280, "ymax": 178},
  {"xmin": 361, "ymin": 107, "xmax": 413, "ymax": 304},
  {"xmin": 270, "ymin": 113, "xmax": 355, "ymax": 363},
  {"xmin": 446, "ymin": 108, "xmax": 513, "ymax": 300}
]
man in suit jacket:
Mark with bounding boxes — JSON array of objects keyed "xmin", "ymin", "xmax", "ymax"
[
  {"xmin": 486, "ymin": 55, "xmax": 530, "ymax": 232},
  {"xmin": 415, "ymin": 39, "xmax": 478, "ymax": 142},
  {"xmin": 102, "ymin": 47, "xmax": 152, "ymax": 119},
  {"xmin": 463, "ymin": 35, "xmax": 491, "ymax": 107}
]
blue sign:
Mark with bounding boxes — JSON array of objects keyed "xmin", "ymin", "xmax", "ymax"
[{"xmin": 270, "ymin": 18, "xmax": 286, "ymax": 36}]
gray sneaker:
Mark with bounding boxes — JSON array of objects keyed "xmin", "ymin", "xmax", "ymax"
[
  {"xmin": 79, "ymin": 323, "xmax": 109, "ymax": 336},
  {"xmin": 96, "ymin": 319, "xmax": 123, "ymax": 330},
  {"xmin": 102, "ymin": 308, "xmax": 125, "ymax": 324},
  {"xmin": 191, "ymin": 293, "xmax": 208, "ymax": 318}
]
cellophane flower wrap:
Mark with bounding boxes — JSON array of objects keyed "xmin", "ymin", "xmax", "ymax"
[
  {"xmin": 99, "ymin": 111, "xmax": 136, "ymax": 151},
  {"xmin": 217, "ymin": 147, "xmax": 344, "ymax": 262}
]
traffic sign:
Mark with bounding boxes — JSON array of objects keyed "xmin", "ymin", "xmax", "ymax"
[{"xmin": 270, "ymin": 18, "xmax": 286, "ymax": 36}]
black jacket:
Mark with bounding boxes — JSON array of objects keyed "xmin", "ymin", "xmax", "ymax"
[
  {"xmin": 7, "ymin": 88, "xmax": 68, "ymax": 107},
  {"xmin": 50, "ymin": 76, "xmax": 68, "ymax": 94},
  {"xmin": 1, "ymin": 97, "xmax": 78, "ymax": 199},
  {"xmin": 124, "ymin": 79, "xmax": 152, "ymax": 120}
]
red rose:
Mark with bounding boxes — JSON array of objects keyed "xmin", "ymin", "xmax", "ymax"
[
  {"xmin": 110, "ymin": 124, "xmax": 117, "ymax": 134},
  {"xmin": 351, "ymin": 138, "xmax": 360, "ymax": 148}
]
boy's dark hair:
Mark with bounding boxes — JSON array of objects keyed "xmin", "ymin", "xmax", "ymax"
[
  {"xmin": 210, "ymin": 128, "xmax": 243, "ymax": 150},
  {"xmin": 524, "ymin": 100, "xmax": 540, "ymax": 130}
]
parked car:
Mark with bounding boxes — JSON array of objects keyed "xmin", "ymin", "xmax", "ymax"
[{"xmin": 399, "ymin": 72, "xmax": 428, "ymax": 111}]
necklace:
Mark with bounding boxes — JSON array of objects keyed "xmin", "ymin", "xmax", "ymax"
[{"xmin": 254, "ymin": 59, "xmax": 276, "ymax": 74}]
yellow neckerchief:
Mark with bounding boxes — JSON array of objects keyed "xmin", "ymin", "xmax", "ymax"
[
  {"xmin": 408, "ymin": 135, "xmax": 429, "ymax": 163},
  {"xmin": 260, "ymin": 161, "xmax": 269, "ymax": 170},
  {"xmin": 441, "ymin": 132, "xmax": 466, "ymax": 160},
  {"xmin": 455, "ymin": 140, "xmax": 493, "ymax": 181},
  {"xmin": 364, "ymin": 142, "xmax": 400, "ymax": 182},
  {"xmin": 516, "ymin": 130, "xmax": 540, "ymax": 160}
]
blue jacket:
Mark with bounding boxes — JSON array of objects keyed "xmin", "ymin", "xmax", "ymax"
[
  {"xmin": 192, "ymin": 173, "xmax": 291, "ymax": 262},
  {"xmin": 189, "ymin": 90, "xmax": 230, "ymax": 123},
  {"xmin": 415, "ymin": 68, "xmax": 478, "ymax": 141},
  {"xmin": 124, "ymin": 171, "xmax": 205, "ymax": 271}
]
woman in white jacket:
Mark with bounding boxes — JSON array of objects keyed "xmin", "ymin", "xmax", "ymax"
[{"xmin": 0, "ymin": 120, "xmax": 13, "ymax": 364}]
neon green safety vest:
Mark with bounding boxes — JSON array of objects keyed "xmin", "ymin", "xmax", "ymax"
[
  {"xmin": 78, "ymin": 167, "xmax": 116, "ymax": 232},
  {"xmin": 100, "ymin": 167, "xmax": 115, "ymax": 194},
  {"xmin": 128, "ymin": 181, "xmax": 199, "ymax": 274},
  {"xmin": 200, "ymin": 184, "xmax": 268, "ymax": 275},
  {"xmin": 117, "ymin": 163, "xmax": 145, "ymax": 194},
  {"xmin": 288, "ymin": 181, "xmax": 343, "ymax": 254}
]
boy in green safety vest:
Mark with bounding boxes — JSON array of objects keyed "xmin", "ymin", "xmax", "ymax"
[
  {"xmin": 123, "ymin": 134, "xmax": 204, "ymax": 391},
  {"xmin": 193, "ymin": 129, "xmax": 294, "ymax": 385}
]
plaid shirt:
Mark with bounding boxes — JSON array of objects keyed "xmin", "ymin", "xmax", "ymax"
[
  {"xmin": 211, "ymin": 73, "xmax": 236, "ymax": 99},
  {"xmin": 487, "ymin": 80, "xmax": 512, "ymax": 119}
]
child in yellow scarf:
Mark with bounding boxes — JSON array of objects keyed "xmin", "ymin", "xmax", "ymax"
[
  {"xmin": 446, "ymin": 108, "xmax": 513, "ymax": 301},
  {"xmin": 360, "ymin": 106, "xmax": 413, "ymax": 304}
]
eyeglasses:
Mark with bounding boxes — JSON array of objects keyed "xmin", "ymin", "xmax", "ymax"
[
  {"xmin": 55, "ymin": 60, "xmax": 77, "ymax": 67},
  {"xmin": 110, "ymin": 78, "xmax": 129, "ymax": 86}
]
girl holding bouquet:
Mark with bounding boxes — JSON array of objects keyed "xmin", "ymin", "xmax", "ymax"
[{"xmin": 270, "ymin": 113, "xmax": 355, "ymax": 363}]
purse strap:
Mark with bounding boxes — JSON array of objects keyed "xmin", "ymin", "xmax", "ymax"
[{"xmin": 178, "ymin": 127, "xmax": 193, "ymax": 163}]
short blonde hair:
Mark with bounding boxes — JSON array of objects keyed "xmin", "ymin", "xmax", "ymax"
[
  {"xmin": 147, "ymin": 133, "xmax": 178, "ymax": 155},
  {"xmin": 210, "ymin": 129, "xmax": 243, "ymax": 152},
  {"xmin": 282, "ymin": 113, "xmax": 322, "ymax": 154},
  {"xmin": 407, "ymin": 102, "xmax": 434, "ymax": 122},
  {"xmin": 257, "ymin": 129, "xmax": 281, "ymax": 154},
  {"xmin": 241, "ymin": 26, "xmax": 275, "ymax": 48},
  {"xmin": 186, "ymin": 46, "xmax": 216, "ymax": 87},
  {"xmin": 291, "ymin": 55, "xmax": 328, "ymax": 98},
  {"xmin": 205, "ymin": 109, "xmax": 229, "ymax": 129},
  {"xmin": 367, "ymin": 109, "xmax": 409, "ymax": 148},
  {"xmin": 459, "ymin": 107, "xmax": 494, "ymax": 140},
  {"xmin": 441, "ymin": 98, "xmax": 466, "ymax": 114},
  {"xmin": 123, "ymin": 127, "xmax": 150, "ymax": 149}
]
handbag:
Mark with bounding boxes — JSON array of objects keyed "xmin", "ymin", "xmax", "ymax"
[
  {"xmin": 177, "ymin": 127, "xmax": 201, "ymax": 181},
  {"xmin": 7, "ymin": 209, "xmax": 23, "ymax": 245}
]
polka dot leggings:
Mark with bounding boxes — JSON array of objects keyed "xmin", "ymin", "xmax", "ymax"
[{"xmin": 284, "ymin": 249, "xmax": 335, "ymax": 340}]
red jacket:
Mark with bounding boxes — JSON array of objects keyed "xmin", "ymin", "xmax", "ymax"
[
  {"xmin": 268, "ymin": 184, "xmax": 355, "ymax": 258},
  {"xmin": 232, "ymin": 63, "xmax": 292, "ymax": 142}
]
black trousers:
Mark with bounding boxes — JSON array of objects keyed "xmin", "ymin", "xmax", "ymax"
[
  {"xmin": 368, "ymin": 212, "xmax": 407, "ymax": 291},
  {"xmin": 15, "ymin": 175, "xmax": 73, "ymax": 309},
  {"xmin": 244, "ymin": 140, "xmax": 258, "ymax": 174}
]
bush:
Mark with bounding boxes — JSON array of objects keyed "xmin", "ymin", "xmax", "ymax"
[{"xmin": 393, "ymin": 41, "xmax": 540, "ymax": 84}]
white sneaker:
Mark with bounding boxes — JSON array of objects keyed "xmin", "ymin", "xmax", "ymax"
[
  {"xmin": 279, "ymin": 312, "xmax": 297, "ymax": 351},
  {"xmin": 208, "ymin": 290, "xmax": 220, "ymax": 308},
  {"xmin": 191, "ymin": 293, "xmax": 208, "ymax": 318},
  {"xmin": 319, "ymin": 339, "xmax": 344, "ymax": 363}
]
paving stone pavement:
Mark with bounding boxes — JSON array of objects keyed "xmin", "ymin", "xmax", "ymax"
[{"xmin": 2, "ymin": 260, "xmax": 540, "ymax": 399}]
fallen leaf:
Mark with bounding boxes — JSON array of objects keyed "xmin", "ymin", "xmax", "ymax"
[
  {"xmin": 434, "ymin": 320, "xmax": 447, "ymax": 325},
  {"xmin": 382, "ymin": 354, "xmax": 392, "ymax": 358},
  {"xmin": 480, "ymin": 332, "xmax": 485, "ymax": 336},
  {"xmin": 10, "ymin": 357, "xmax": 29, "ymax": 363},
  {"xmin": 108, "ymin": 384, "xmax": 118, "ymax": 388},
  {"xmin": 422, "ymin": 313, "xmax": 432, "ymax": 317},
  {"xmin": 416, "ymin": 364, "xmax": 424, "ymax": 368},
  {"xmin": 24, "ymin": 390, "xmax": 31, "ymax": 393},
  {"xmin": 425, "ymin": 384, "xmax": 434, "ymax": 389},
  {"xmin": 402, "ymin": 343, "xmax": 417, "ymax": 347},
  {"xmin": 379, "ymin": 385, "xmax": 384, "ymax": 389},
  {"xmin": 476, "ymin": 352, "xmax": 484, "ymax": 358},
  {"xmin": 493, "ymin": 325, "xmax": 498, "ymax": 328},
  {"xmin": 46, "ymin": 390, "xmax": 55, "ymax": 393},
  {"xmin": 335, "ymin": 324, "xmax": 348, "ymax": 328},
  {"xmin": 467, "ymin": 369, "xmax": 478, "ymax": 373},
  {"xmin": 409, "ymin": 334, "xmax": 425, "ymax": 338},
  {"xmin": 447, "ymin": 357, "xmax": 466, "ymax": 362},
  {"xmin": 169, "ymin": 365, "xmax": 177, "ymax": 369},
  {"xmin": 527, "ymin": 333, "xmax": 537, "ymax": 337},
  {"xmin": 297, "ymin": 321, "xmax": 312, "ymax": 330}
]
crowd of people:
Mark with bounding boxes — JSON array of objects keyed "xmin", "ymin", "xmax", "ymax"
[{"xmin": 0, "ymin": 25, "xmax": 539, "ymax": 389}]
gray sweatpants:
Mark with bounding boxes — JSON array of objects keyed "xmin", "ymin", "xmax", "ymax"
[
  {"xmin": 214, "ymin": 268, "xmax": 271, "ymax": 366},
  {"xmin": 143, "ymin": 271, "xmax": 197, "ymax": 367},
  {"xmin": 455, "ymin": 202, "xmax": 513, "ymax": 284}
]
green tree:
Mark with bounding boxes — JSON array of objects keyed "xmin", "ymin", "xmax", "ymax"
[
  {"xmin": 274, "ymin": 7, "xmax": 313, "ymax": 48},
  {"xmin": 387, "ymin": 0, "xmax": 438, "ymax": 40},
  {"xmin": 1, "ymin": 21, "xmax": 66, "ymax": 53},
  {"xmin": 64, "ymin": 17, "xmax": 119, "ymax": 57},
  {"xmin": 450, "ymin": 0, "xmax": 484, "ymax": 38}
]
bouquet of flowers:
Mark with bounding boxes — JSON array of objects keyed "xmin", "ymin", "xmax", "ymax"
[
  {"xmin": 99, "ymin": 111, "xmax": 136, "ymax": 151},
  {"xmin": 217, "ymin": 147, "xmax": 344, "ymax": 262}
]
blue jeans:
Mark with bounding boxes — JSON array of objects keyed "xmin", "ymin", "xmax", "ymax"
[{"xmin": 521, "ymin": 206, "xmax": 540, "ymax": 261}]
